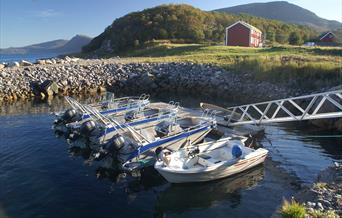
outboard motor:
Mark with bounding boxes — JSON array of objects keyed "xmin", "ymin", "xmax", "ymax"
[
  {"xmin": 80, "ymin": 120, "xmax": 97, "ymax": 136},
  {"xmin": 111, "ymin": 134, "xmax": 126, "ymax": 151},
  {"xmin": 62, "ymin": 109, "xmax": 77, "ymax": 122},
  {"xmin": 188, "ymin": 147, "xmax": 200, "ymax": 158},
  {"xmin": 232, "ymin": 145, "xmax": 242, "ymax": 158},
  {"xmin": 124, "ymin": 110, "xmax": 138, "ymax": 122}
]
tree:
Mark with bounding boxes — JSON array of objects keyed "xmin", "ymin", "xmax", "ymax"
[
  {"xmin": 288, "ymin": 32, "xmax": 302, "ymax": 45},
  {"xmin": 266, "ymin": 29, "xmax": 275, "ymax": 43},
  {"xmin": 275, "ymin": 31, "xmax": 288, "ymax": 44}
]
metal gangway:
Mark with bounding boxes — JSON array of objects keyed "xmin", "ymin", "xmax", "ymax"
[{"xmin": 225, "ymin": 89, "xmax": 342, "ymax": 127}]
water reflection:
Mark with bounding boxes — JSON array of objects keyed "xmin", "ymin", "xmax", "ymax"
[
  {"xmin": 276, "ymin": 122, "xmax": 342, "ymax": 159},
  {"xmin": 0, "ymin": 94, "xmax": 108, "ymax": 116},
  {"xmin": 154, "ymin": 166, "xmax": 264, "ymax": 216}
]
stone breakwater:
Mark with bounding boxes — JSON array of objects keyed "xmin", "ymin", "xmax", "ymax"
[
  {"xmin": 0, "ymin": 58, "xmax": 296, "ymax": 103},
  {"xmin": 294, "ymin": 163, "xmax": 341, "ymax": 217}
]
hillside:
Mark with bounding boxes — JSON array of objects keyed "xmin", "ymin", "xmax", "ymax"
[
  {"xmin": 0, "ymin": 35, "xmax": 92, "ymax": 55},
  {"xmin": 214, "ymin": 1, "xmax": 342, "ymax": 31},
  {"xmin": 83, "ymin": 4, "xmax": 316, "ymax": 55}
]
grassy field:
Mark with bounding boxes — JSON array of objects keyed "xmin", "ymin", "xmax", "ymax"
[{"xmin": 120, "ymin": 42, "xmax": 342, "ymax": 90}]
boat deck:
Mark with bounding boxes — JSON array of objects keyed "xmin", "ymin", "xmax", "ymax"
[{"xmin": 149, "ymin": 102, "xmax": 264, "ymax": 138}]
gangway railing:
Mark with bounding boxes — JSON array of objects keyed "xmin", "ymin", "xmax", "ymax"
[{"xmin": 225, "ymin": 89, "xmax": 342, "ymax": 127}]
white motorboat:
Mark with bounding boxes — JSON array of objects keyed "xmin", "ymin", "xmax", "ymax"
[
  {"xmin": 53, "ymin": 94, "xmax": 150, "ymax": 130},
  {"xmin": 154, "ymin": 137, "xmax": 268, "ymax": 183},
  {"xmin": 68, "ymin": 106, "xmax": 179, "ymax": 145},
  {"xmin": 101, "ymin": 116, "xmax": 217, "ymax": 170}
]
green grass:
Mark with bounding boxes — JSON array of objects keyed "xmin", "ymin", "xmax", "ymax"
[
  {"xmin": 307, "ymin": 209, "xmax": 339, "ymax": 218},
  {"xmin": 281, "ymin": 199, "xmax": 306, "ymax": 218},
  {"xmin": 119, "ymin": 42, "xmax": 342, "ymax": 91}
]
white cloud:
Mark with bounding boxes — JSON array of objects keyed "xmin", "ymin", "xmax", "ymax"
[{"xmin": 36, "ymin": 9, "xmax": 61, "ymax": 18}]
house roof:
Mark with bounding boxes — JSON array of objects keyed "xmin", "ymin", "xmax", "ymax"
[
  {"xmin": 319, "ymin": 31, "xmax": 336, "ymax": 40},
  {"xmin": 226, "ymin": 21, "xmax": 262, "ymax": 33}
]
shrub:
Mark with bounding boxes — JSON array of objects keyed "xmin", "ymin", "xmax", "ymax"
[{"xmin": 281, "ymin": 199, "xmax": 306, "ymax": 218}]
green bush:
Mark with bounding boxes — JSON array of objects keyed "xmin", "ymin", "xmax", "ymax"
[{"xmin": 281, "ymin": 199, "xmax": 306, "ymax": 218}]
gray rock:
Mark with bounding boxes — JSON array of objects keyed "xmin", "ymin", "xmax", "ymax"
[
  {"xmin": 20, "ymin": 60, "xmax": 33, "ymax": 66},
  {"xmin": 315, "ymin": 202, "xmax": 324, "ymax": 210},
  {"xmin": 45, "ymin": 60, "xmax": 53, "ymax": 64},
  {"xmin": 307, "ymin": 201, "xmax": 316, "ymax": 208},
  {"xmin": 8, "ymin": 62, "xmax": 20, "ymax": 67},
  {"xmin": 37, "ymin": 60, "xmax": 46, "ymax": 65}
]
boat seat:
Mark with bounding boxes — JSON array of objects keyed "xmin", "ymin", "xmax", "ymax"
[
  {"xmin": 183, "ymin": 156, "xmax": 199, "ymax": 169},
  {"xmin": 197, "ymin": 154, "xmax": 221, "ymax": 167}
]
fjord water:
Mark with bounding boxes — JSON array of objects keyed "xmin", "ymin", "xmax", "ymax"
[
  {"xmin": 0, "ymin": 96, "xmax": 341, "ymax": 218},
  {"xmin": 0, "ymin": 53, "xmax": 58, "ymax": 63}
]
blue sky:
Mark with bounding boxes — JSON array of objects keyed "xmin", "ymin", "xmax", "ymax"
[{"xmin": 1, "ymin": 0, "xmax": 341, "ymax": 48}]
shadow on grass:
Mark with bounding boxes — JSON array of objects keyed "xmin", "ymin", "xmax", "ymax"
[{"xmin": 126, "ymin": 44, "xmax": 205, "ymax": 57}]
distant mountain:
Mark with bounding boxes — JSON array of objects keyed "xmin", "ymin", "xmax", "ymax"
[
  {"xmin": 214, "ymin": 1, "xmax": 342, "ymax": 31},
  {"xmin": 0, "ymin": 35, "xmax": 92, "ymax": 55}
]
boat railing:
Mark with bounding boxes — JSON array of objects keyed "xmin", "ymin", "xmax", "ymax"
[
  {"xmin": 65, "ymin": 96, "xmax": 89, "ymax": 114},
  {"xmin": 111, "ymin": 96, "xmax": 150, "ymax": 110},
  {"xmin": 101, "ymin": 94, "xmax": 150, "ymax": 109},
  {"xmin": 201, "ymin": 109, "xmax": 218, "ymax": 121},
  {"xmin": 84, "ymin": 104, "xmax": 152, "ymax": 144},
  {"xmin": 126, "ymin": 107, "xmax": 178, "ymax": 123},
  {"xmin": 168, "ymin": 101, "xmax": 180, "ymax": 110}
]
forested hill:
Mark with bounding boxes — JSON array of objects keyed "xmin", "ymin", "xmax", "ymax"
[
  {"xmin": 83, "ymin": 4, "xmax": 316, "ymax": 54},
  {"xmin": 214, "ymin": 1, "xmax": 342, "ymax": 31}
]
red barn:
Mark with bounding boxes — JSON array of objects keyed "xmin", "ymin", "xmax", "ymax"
[
  {"xmin": 225, "ymin": 21, "xmax": 262, "ymax": 47},
  {"xmin": 319, "ymin": 31, "xmax": 336, "ymax": 43}
]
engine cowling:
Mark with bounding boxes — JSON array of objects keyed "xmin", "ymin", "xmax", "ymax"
[
  {"xmin": 111, "ymin": 134, "xmax": 126, "ymax": 151},
  {"xmin": 80, "ymin": 120, "xmax": 96, "ymax": 135},
  {"xmin": 63, "ymin": 109, "xmax": 77, "ymax": 122}
]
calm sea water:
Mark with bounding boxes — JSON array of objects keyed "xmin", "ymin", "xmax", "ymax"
[
  {"xmin": 0, "ymin": 53, "xmax": 58, "ymax": 63},
  {"xmin": 0, "ymin": 95, "xmax": 341, "ymax": 218}
]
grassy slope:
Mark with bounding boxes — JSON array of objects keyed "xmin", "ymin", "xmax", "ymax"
[{"xmin": 122, "ymin": 43, "xmax": 342, "ymax": 90}]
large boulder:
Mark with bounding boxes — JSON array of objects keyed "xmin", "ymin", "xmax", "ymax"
[
  {"xmin": 40, "ymin": 80, "xmax": 59, "ymax": 96},
  {"xmin": 36, "ymin": 60, "xmax": 46, "ymax": 65},
  {"xmin": 7, "ymin": 62, "xmax": 20, "ymax": 67},
  {"xmin": 45, "ymin": 59, "xmax": 53, "ymax": 64},
  {"xmin": 20, "ymin": 60, "xmax": 33, "ymax": 66},
  {"xmin": 0, "ymin": 64, "xmax": 5, "ymax": 70}
]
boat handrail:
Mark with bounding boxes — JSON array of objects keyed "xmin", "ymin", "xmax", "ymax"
[{"xmin": 65, "ymin": 96, "xmax": 88, "ymax": 114}]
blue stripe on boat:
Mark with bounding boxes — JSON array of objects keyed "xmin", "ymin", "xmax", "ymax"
[
  {"xmin": 99, "ymin": 113, "xmax": 175, "ymax": 137},
  {"xmin": 126, "ymin": 125, "xmax": 211, "ymax": 162}
]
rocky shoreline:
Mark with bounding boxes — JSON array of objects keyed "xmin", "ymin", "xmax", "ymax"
[
  {"xmin": 297, "ymin": 163, "xmax": 342, "ymax": 217},
  {"xmin": 279, "ymin": 163, "xmax": 342, "ymax": 218},
  {"xmin": 0, "ymin": 57, "xmax": 305, "ymax": 103}
]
